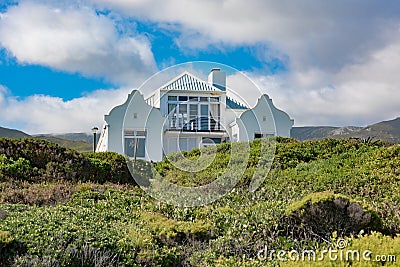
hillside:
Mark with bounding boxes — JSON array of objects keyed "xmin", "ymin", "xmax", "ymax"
[
  {"xmin": 292, "ymin": 117, "xmax": 400, "ymax": 142},
  {"xmin": 34, "ymin": 135, "xmax": 93, "ymax": 153},
  {"xmin": 35, "ymin": 132, "xmax": 95, "ymax": 144},
  {"xmin": 0, "ymin": 138, "xmax": 399, "ymax": 266},
  {"xmin": 0, "ymin": 126, "xmax": 31, "ymax": 139},
  {"xmin": 333, "ymin": 117, "xmax": 400, "ymax": 142},
  {"xmin": 0, "ymin": 127, "xmax": 94, "ymax": 152}
]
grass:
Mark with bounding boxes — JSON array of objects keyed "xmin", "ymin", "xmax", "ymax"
[{"xmin": 0, "ymin": 138, "xmax": 399, "ymax": 266}]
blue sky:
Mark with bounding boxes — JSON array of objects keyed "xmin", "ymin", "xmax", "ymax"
[
  {"xmin": 0, "ymin": 54, "xmax": 114, "ymax": 100},
  {"xmin": 0, "ymin": 0, "xmax": 399, "ymax": 133},
  {"xmin": 0, "ymin": 21, "xmax": 282, "ymax": 100}
]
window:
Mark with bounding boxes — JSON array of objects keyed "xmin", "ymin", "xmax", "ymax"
[
  {"xmin": 124, "ymin": 130, "xmax": 146, "ymax": 158},
  {"xmin": 178, "ymin": 137, "xmax": 197, "ymax": 152},
  {"xmin": 124, "ymin": 130, "xmax": 135, "ymax": 136},
  {"xmin": 210, "ymin": 103, "xmax": 220, "ymax": 130},
  {"xmin": 166, "ymin": 95, "xmax": 220, "ymax": 131},
  {"xmin": 178, "ymin": 104, "xmax": 188, "ymax": 128},
  {"xmin": 189, "ymin": 104, "xmax": 198, "ymax": 130},
  {"xmin": 254, "ymin": 133, "xmax": 262, "ymax": 139},
  {"xmin": 202, "ymin": 137, "xmax": 221, "ymax": 144},
  {"xmin": 168, "ymin": 103, "xmax": 177, "ymax": 114},
  {"xmin": 200, "ymin": 105, "xmax": 209, "ymax": 130},
  {"xmin": 254, "ymin": 132, "xmax": 275, "ymax": 139},
  {"xmin": 189, "ymin": 104, "xmax": 198, "ymax": 116},
  {"xmin": 136, "ymin": 130, "xmax": 146, "ymax": 136},
  {"xmin": 178, "ymin": 104, "xmax": 187, "ymax": 115}
]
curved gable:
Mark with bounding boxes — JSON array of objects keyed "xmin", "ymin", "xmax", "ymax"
[{"xmin": 237, "ymin": 94, "xmax": 293, "ymax": 140}]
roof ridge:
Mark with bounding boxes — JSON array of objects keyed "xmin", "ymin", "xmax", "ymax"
[{"xmin": 160, "ymin": 71, "xmax": 221, "ymax": 92}]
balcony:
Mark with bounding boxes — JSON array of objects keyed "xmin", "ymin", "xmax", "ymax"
[{"xmin": 167, "ymin": 115, "xmax": 224, "ymax": 132}]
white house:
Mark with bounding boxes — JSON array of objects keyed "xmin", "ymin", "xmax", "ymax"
[{"xmin": 96, "ymin": 68, "xmax": 294, "ymax": 161}]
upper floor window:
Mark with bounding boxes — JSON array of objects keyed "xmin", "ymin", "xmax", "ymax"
[
  {"xmin": 166, "ymin": 95, "xmax": 221, "ymax": 131},
  {"xmin": 168, "ymin": 96, "xmax": 177, "ymax": 101},
  {"xmin": 167, "ymin": 95, "xmax": 219, "ymax": 103}
]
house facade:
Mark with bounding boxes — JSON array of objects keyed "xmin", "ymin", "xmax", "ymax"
[{"xmin": 96, "ymin": 68, "xmax": 294, "ymax": 161}]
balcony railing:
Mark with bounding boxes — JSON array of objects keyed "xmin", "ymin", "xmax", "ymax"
[{"xmin": 167, "ymin": 116, "xmax": 223, "ymax": 132}]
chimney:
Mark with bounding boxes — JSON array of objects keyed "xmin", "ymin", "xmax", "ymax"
[{"xmin": 208, "ymin": 68, "xmax": 226, "ymax": 91}]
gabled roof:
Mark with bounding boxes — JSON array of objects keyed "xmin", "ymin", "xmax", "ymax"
[{"xmin": 160, "ymin": 71, "xmax": 220, "ymax": 92}]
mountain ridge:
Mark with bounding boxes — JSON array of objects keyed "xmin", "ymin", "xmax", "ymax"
[
  {"xmin": 0, "ymin": 126, "xmax": 31, "ymax": 139},
  {"xmin": 291, "ymin": 117, "xmax": 400, "ymax": 143},
  {"xmin": 1, "ymin": 117, "xmax": 399, "ymax": 148}
]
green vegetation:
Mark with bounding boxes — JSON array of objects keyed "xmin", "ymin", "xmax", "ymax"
[
  {"xmin": 284, "ymin": 191, "xmax": 383, "ymax": 243},
  {"xmin": 0, "ymin": 137, "xmax": 399, "ymax": 266},
  {"xmin": 0, "ymin": 138, "xmax": 134, "ymax": 184},
  {"xmin": 34, "ymin": 135, "xmax": 93, "ymax": 153},
  {"xmin": 0, "ymin": 127, "xmax": 94, "ymax": 153}
]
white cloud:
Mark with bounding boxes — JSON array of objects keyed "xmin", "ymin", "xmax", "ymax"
[
  {"xmin": 1, "ymin": 38, "xmax": 399, "ymax": 136},
  {"xmin": 86, "ymin": 0, "xmax": 400, "ymax": 71},
  {"xmin": 0, "ymin": 1, "xmax": 157, "ymax": 85},
  {"xmin": 0, "ymin": 85, "xmax": 10, "ymax": 105},
  {"xmin": 80, "ymin": 0, "xmax": 400, "ymax": 126},
  {"xmin": 249, "ymin": 40, "xmax": 400, "ymax": 126},
  {"xmin": 0, "ymin": 0, "xmax": 399, "ymax": 130},
  {"xmin": 0, "ymin": 87, "xmax": 133, "ymax": 134}
]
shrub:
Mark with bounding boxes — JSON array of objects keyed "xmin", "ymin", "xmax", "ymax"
[
  {"xmin": 136, "ymin": 211, "xmax": 214, "ymax": 244},
  {"xmin": 0, "ymin": 181, "xmax": 77, "ymax": 206},
  {"xmin": 126, "ymin": 159, "xmax": 152, "ymax": 187},
  {"xmin": 0, "ymin": 138, "xmax": 90, "ymax": 182},
  {"xmin": 0, "ymin": 155, "xmax": 37, "ymax": 181},
  {"xmin": 0, "ymin": 138, "xmax": 84, "ymax": 170},
  {"xmin": 284, "ymin": 191, "xmax": 383, "ymax": 242},
  {"xmin": 12, "ymin": 245, "xmax": 119, "ymax": 267},
  {"xmin": 84, "ymin": 152, "xmax": 134, "ymax": 184},
  {"xmin": 0, "ymin": 137, "xmax": 398, "ymax": 266},
  {"xmin": 0, "ymin": 139, "xmax": 136, "ymax": 185},
  {"xmin": 0, "ymin": 230, "xmax": 23, "ymax": 266}
]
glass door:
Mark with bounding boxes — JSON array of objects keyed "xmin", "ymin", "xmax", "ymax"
[
  {"xmin": 210, "ymin": 103, "xmax": 220, "ymax": 130},
  {"xmin": 168, "ymin": 103, "xmax": 177, "ymax": 128},
  {"xmin": 189, "ymin": 104, "xmax": 198, "ymax": 130},
  {"xmin": 178, "ymin": 103, "xmax": 188, "ymax": 129},
  {"xmin": 200, "ymin": 104, "xmax": 209, "ymax": 130}
]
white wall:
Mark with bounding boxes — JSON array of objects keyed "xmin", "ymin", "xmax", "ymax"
[
  {"xmin": 104, "ymin": 90, "xmax": 164, "ymax": 161},
  {"xmin": 104, "ymin": 93, "xmax": 132, "ymax": 154},
  {"xmin": 123, "ymin": 91, "xmax": 164, "ymax": 161},
  {"xmin": 237, "ymin": 94, "xmax": 293, "ymax": 141}
]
